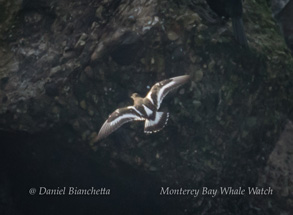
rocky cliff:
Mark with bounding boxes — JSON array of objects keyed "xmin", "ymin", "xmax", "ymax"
[{"xmin": 0, "ymin": 0, "xmax": 293, "ymax": 214}]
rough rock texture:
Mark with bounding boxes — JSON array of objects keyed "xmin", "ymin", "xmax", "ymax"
[
  {"xmin": 0, "ymin": 0, "xmax": 293, "ymax": 214},
  {"xmin": 258, "ymin": 121, "xmax": 293, "ymax": 213},
  {"xmin": 0, "ymin": 0, "xmax": 22, "ymax": 37},
  {"xmin": 271, "ymin": 0, "xmax": 290, "ymax": 16},
  {"xmin": 273, "ymin": 0, "xmax": 293, "ymax": 52}
]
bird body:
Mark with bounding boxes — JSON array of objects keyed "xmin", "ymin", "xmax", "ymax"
[
  {"xmin": 94, "ymin": 75, "xmax": 190, "ymax": 142},
  {"xmin": 206, "ymin": 0, "xmax": 248, "ymax": 47}
]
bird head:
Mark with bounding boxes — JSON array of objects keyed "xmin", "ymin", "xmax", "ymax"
[{"xmin": 131, "ymin": 93, "xmax": 140, "ymax": 100}]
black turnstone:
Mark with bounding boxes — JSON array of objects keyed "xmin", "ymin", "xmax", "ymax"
[{"xmin": 94, "ymin": 75, "xmax": 190, "ymax": 142}]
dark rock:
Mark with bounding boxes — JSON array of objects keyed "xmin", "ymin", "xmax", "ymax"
[
  {"xmin": 271, "ymin": 0, "xmax": 290, "ymax": 17},
  {"xmin": 0, "ymin": 77, "xmax": 9, "ymax": 90},
  {"xmin": 44, "ymin": 82, "xmax": 59, "ymax": 97},
  {"xmin": 273, "ymin": 0, "xmax": 293, "ymax": 52},
  {"xmin": 259, "ymin": 121, "xmax": 293, "ymax": 196},
  {"xmin": 171, "ymin": 46, "xmax": 186, "ymax": 61},
  {"xmin": 2, "ymin": 94, "xmax": 8, "ymax": 103},
  {"xmin": 0, "ymin": 0, "xmax": 22, "ymax": 40},
  {"xmin": 0, "ymin": 0, "xmax": 293, "ymax": 214},
  {"xmin": 110, "ymin": 31, "xmax": 143, "ymax": 65},
  {"xmin": 257, "ymin": 121, "xmax": 293, "ymax": 212}
]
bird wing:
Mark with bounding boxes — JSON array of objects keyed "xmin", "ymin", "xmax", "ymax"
[
  {"xmin": 146, "ymin": 75, "xmax": 190, "ymax": 110},
  {"xmin": 144, "ymin": 111, "xmax": 169, "ymax": 134},
  {"xmin": 94, "ymin": 106, "xmax": 144, "ymax": 142}
]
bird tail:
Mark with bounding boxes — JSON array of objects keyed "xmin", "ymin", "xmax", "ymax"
[
  {"xmin": 232, "ymin": 17, "xmax": 248, "ymax": 47},
  {"xmin": 144, "ymin": 111, "xmax": 169, "ymax": 134}
]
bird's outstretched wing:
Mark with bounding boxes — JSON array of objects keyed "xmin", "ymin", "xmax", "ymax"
[
  {"xmin": 146, "ymin": 75, "xmax": 190, "ymax": 110},
  {"xmin": 144, "ymin": 111, "xmax": 169, "ymax": 134},
  {"xmin": 94, "ymin": 106, "xmax": 144, "ymax": 142}
]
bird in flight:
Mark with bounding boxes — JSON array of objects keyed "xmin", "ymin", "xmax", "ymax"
[{"xmin": 94, "ymin": 75, "xmax": 190, "ymax": 142}]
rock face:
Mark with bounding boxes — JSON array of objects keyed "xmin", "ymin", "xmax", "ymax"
[
  {"xmin": 271, "ymin": 0, "xmax": 290, "ymax": 16},
  {"xmin": 258, "ymin": 121, "xmax": 293, "ymax": 212},
  {"xmin": 273, "ymin": 0, "xmax": 293, "ymax": 52},
  {"xmin": 0, "ymin": 0, "xmax": 293, "ymax": 214},
  {"xmin": 0, "ymin": 0, "xmax": 163, "ymax": 134}
]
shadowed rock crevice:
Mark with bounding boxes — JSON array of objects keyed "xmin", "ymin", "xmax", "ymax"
[{"xmin": 0, "ymin": 129, "xmax": 180, "ymax": 215}]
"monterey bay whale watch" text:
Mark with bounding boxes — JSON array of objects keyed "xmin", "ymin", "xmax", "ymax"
[{"xmin": 160, "ymin": 186, "xmax": 273, "ymax": 198}]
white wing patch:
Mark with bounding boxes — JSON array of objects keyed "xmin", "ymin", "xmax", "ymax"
[
  {"xmin": 145, "ymin": 112, "xmax": 163, "ymax": 127},
  {"xmin": 144, "ymin": 111, "xmax": 169, "ymax": 134},
  {"xmin": 127, "ymin": 106, "xmax": 143, "ymax": 117},
  {"xmin": 142, "ymin": 104, "xmax": 153, "ymax": 117},
  {"xmin": 95, "ymin": 75, "xmax": 189, "ymax": 142},
  {"xmin": 110, "ymin": 113, "xmax": 142, "ymax": 126},
  {"xmin": 156, "ymin": 80, "xmax": 176, "ymax": 109},
  {"xmin": 146, "ymin": 91, "xmax": 154, "ymax": 105}
]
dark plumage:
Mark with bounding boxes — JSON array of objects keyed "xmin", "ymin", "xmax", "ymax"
[
  {"xmin": 206, "ymin": 0, "xmax": 248, "ymax": 47},
  {"xmin": 94, "ymin": 75, "xmax": 190, "ymax": 142}
]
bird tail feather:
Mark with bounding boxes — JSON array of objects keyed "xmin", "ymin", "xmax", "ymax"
[{"xmin": 144, "ymin": 111, "xmax": 169, "ymax": 134}]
